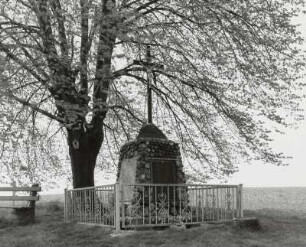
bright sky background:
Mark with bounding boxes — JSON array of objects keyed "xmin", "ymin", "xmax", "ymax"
[
  {"xmin": 228, "ymin": 124, "xmax": 306, "ymax": 187},
  {"xmin": 228, "ymin": 12, "xmax": 306, "ymax": 187}
]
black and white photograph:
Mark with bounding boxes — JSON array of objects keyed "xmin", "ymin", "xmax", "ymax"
[{"xmin": 0, "ymin": 1, "xmax": 306, "ymax": 246}]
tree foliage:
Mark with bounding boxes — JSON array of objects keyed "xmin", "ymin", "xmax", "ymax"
[
  {"xmin": 0, "ymin": 97, "xmax": 71, "ymax": 188},
  {"xmin": 0, "ymin": 0, "xmax": 305, "ymax": 185}
]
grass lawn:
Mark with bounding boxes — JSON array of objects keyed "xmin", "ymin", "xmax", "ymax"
[{"xmin": 1, "ymin": 200, "xmax": 306, "ymax": 247}]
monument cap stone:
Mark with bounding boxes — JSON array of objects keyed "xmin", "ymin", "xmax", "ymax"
[{"xmin": 137, "ymin": 123, "xmax": 167, "ymax": 140}]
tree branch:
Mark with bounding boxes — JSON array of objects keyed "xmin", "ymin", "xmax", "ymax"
[
  {"xmin": 92, "ymin": 0, "xmax": 117, "ymax": 124},
  {"xmin": 50, "ymin": 0, "xmax": 68, "ymax": 58},
  {"xmin": 108, "ymin": 104, "xmax": 145, "ymax": 124},
  {"xmin": 0, "ymin": 43, "xmax": 48, "ymax": 84},
  {"xmin": 2, "ymin": 91, "xmax": 62, "ymax": 123},
  {"xmin": 35, "ymin": 0, "xmax": 59, "ymax": 68},
  {"xmin": 80, "ymin": 0, "xmax": 90, "ymax": 94}
]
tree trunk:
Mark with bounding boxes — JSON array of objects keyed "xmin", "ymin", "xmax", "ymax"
[{"xmin": 67, "ymin": 128, "xmax": 103, "ymax": 189}]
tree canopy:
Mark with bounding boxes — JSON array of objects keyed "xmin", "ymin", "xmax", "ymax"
[{"xmin": 0, "ymin": 0, "xmax": 305, "ymax": 186}]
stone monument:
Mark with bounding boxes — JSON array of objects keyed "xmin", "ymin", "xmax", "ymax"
[{"xmin": 117, "ymin": 123, "xmax": 186, "ymax": 186}]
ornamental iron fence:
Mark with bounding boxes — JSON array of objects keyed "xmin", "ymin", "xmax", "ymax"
[
  {"xmin": 64, "ymin": 184, "xmax": 116, "ymax": 227},
  {"xmin": 64, "ymin": 183, "xmax": 243, "ymax": 230}
]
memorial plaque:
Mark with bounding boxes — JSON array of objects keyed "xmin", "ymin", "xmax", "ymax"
[{"xmin": 152, "ymin": 160, "xmax": 176, "ymax": 184}]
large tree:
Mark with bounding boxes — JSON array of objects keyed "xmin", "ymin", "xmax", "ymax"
[{"xmin": 0, "ymin": 0, "xmax": 304, "ymax": 188}]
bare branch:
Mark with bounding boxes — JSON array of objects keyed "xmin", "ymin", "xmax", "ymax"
[
  {"xmin": 2, "ymin": 92, "xmax": 62, "ymax": 123},
  {"xmin": 50, "ymin": 0, "xmax": 68, "ymax": 58},
  {"xmin": 0, "ymin": 42, "xmax": 48, "ymax": 84},
  {"xmin": 80, "ymin": 0, "xmax": 90, "ymax": 94},
  {"xmin": 92, "ymin": 0, "xmax": 117, "ymax": 124},
  {"xmin": 35, "ymin": 0, "xmax": 59, "ymax": 68},
  {"xmin": 108, "ymin": 104, "xmax": 145, "ymax": 124}
]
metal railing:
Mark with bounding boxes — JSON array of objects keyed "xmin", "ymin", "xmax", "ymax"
[
  {"xmin": 64, "ymin": 183, "xmax": 243, "ymax": 230},
  {"xmin": 121, "ymin": 184, "xmax": 243, "ymax": 228},
  {"xmin": 64, "ymin": 184, "xmax": 116, "ymax": 227}
]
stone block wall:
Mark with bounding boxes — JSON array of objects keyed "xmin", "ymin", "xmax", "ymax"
[{"xmin": 117, "ymin": 138, "xmax": 186, "ymax": 184}]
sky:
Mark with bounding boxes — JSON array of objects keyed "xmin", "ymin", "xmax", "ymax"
[
  {"xmin": 228, "ymin": 12, "xmax": 306, "ymax": 187},
  {"xmin": 228, "ymin": 124, "xmax": 306, "ymax": 187}
]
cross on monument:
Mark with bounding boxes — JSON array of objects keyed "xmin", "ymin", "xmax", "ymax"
[{"xmin": 134, "ymin": 45, "xmax": 164, "ymax": 124}]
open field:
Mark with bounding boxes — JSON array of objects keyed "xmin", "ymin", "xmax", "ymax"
[
  {"xmin": 243, "ymin": 187, "xmax": 306, "ymax": 214},
  {"xmin": 0, "ymin": 187, "xmax": 306, "ymax": 247}
]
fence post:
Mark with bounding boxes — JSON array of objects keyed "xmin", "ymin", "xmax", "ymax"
[
  {"xmin": 12, "ymin": 181, "xmax": 16, "ymax": 208},
  {"xmin": 115, "ymin": 183, "xmax": 121, "ymax": 231},
  {"xmin": 121, "ymin": 184, "xmax": 125, "ymax": 229},
  {"xmin": 239, "ymin": 184, "xmax": 243, "ymax": 218},
  {"xmin": 236, "ymin": 184, "xmax": 243, "ymax": 218},
  {"xmin": 29, "ymin": 183, "xmax": 39, "ymax": 209},
  {"xmin": 64, "ymin": 188, "xmax": 67, "ymax": 222}
]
